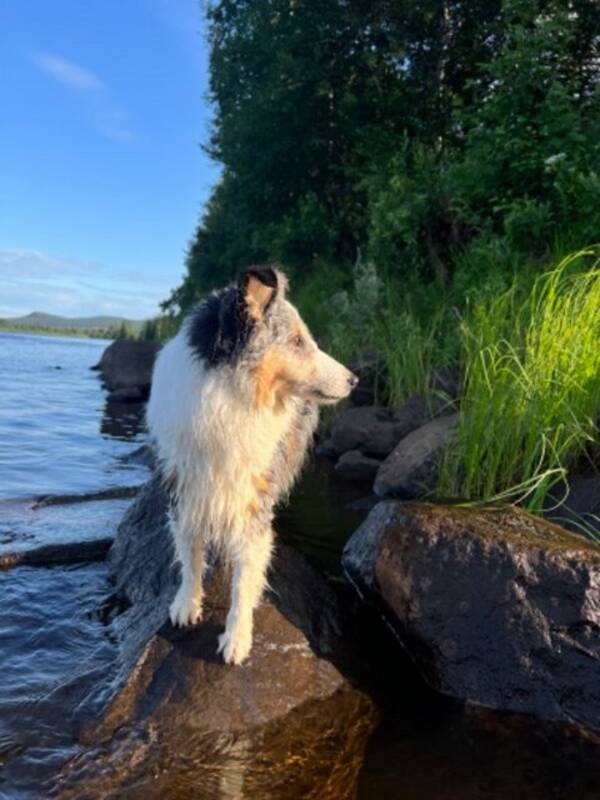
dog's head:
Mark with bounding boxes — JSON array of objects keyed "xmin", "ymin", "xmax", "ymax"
[{"xmin": 237, "ymin": 266, "xmax": 358, "ymax": 409}]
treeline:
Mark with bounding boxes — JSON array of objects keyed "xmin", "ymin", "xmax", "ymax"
[
  {"xmin": 0, "ymin": 321, "xmax": 131, "ymax": 340},
  {"xmin": 0, "ymin": 319, "xmax": 176, "ymax": 342},
  {"xmin": 164, "ymin": 0, "xmax": 600, "ymax": 318}
]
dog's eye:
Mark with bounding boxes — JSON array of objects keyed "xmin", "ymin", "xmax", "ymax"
[{"xmin": 291, "ymin": 333, "xmax": 304, "ymax": 349}]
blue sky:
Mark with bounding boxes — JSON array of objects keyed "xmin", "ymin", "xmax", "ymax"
[{"xmin": 0, "ymin": 0, "xmax": 219, "ymax": 319}]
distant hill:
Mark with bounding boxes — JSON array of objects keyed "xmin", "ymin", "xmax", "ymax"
[{"xmin": 1, "ymin": 312, "xmax": 145, "ymax": 332}]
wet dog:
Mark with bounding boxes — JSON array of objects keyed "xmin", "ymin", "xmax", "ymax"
[{"xmin": 147, "ymin": 267, "xmax": 357, "ymax": 664}]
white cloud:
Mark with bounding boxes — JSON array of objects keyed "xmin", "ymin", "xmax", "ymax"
[
  {"xmin": 29, "ymin": 51, "xmax": 134, "ymax": 142},
  {"xmin": 31, "ymin": 52, "xmax": 104, "ymax": 92},
  {"xmin": 0, "ymin": 248, "xmax": 93, "ymax": 277},
  {"xmin": 0, "ymin": 248, "xmax": 172, "ymax": 319}
]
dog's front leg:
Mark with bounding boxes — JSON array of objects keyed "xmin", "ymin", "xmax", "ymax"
[
  {"xmin": 169, "ymin": 518, "xmax": 207, "ymax": 627},
  {"xmin": 217, "ymin": 527, "xmax": 273, "ymax": 665}
]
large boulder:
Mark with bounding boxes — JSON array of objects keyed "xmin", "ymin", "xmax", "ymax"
[
  {"xmin": 93, "ymin": 340, "xmax": 161, "ymax": 396},
  {"xmin": 374, "ymin": 413, "xmax": 458, "ymax": 498},
  {"xmin": 342, "ymin": 501, "xmax": 600, "ymax": 734},
  {"xmin": 51, "ymin": 477, "xmax": 377, "ymax": 798}
]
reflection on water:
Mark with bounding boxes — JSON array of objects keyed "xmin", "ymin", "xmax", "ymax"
[
  {"xmin": 277, "ymin": 456, "xmax": 368, "ymax": 576},
  {"xmin": 100, "ymin": 399, "xmax": 146, "ymax": 441}
]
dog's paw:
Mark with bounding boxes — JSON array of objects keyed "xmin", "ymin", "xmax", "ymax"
[
  {"xmin": 169, "ymin": 588, "xmax": 203, "ymax": 627},
  {"xmin": 217, "ymin": 627, "xmax": 252, "ymax": 666}
]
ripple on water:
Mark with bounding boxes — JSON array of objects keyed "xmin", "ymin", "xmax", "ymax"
[{"xmin": 0, "ymin": 563, "xmax": 118, "ymax": 797}]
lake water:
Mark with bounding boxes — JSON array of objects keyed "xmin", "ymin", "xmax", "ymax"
[
  {"xmin": 0, "ymin": 332, "xmax": 598, "ymax": 799},
  {"xmin": 0, "ymin": 332, "xmax": 147, "ymax": 499}
]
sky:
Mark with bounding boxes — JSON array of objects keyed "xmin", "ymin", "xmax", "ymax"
[{"xmin": 0, "ymin": 0, "xmax": 220, "ymax": 320}]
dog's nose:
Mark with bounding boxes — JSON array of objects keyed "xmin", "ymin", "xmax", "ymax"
[{"xmin": 348, "ymin": 373, "xmax": 359, "ymax": 389}]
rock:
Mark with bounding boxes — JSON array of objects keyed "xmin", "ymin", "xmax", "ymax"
[
  {"xmin": 93, "ymin": 340, "xmax": 161, "ymax": 395},
  {"xmin": 33, "ymin": 485, "xmax": 141, "ymax": 509},
  {"xmin": 342, "ymin": 501, "xmax": 600, "ymax": 735},
  {"xmin": 106, "ymin": 387, "xmax": 145, "ymax": 403},
  {"xmin": 335, "ymin": 450, "xmax": 381, "ymax": 482},
  {"xmin": 391, "ymin": 393, "xmax": 431, "ymax": 435},
  {"xmin": 330, "ymin": 396, "xmax": 435, "ymax": 462},
  {"xmin": 374, "ymin": 413, "xmax": 458, "ymax": 498},
  {"xmin": 331, "ymin": 406, "xmax": 395, "ymax": 457},
  {"xmin": 51, "ymin": 477, "xmax": 377, "ymax": 798},
  {"xmin": 0, "ymin": 538, "xmax": 113, "ymax": 570},
  {"xmin": 122, "ymin": 443, "xmax": 156, "ymax": 469}
]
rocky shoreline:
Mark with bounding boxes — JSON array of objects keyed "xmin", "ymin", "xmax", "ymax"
[{"xmin": 3, "ymin": 338, "xmax": 598, "ymax": 797}]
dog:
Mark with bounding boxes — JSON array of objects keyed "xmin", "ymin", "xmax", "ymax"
[{"xmin": 146, "ymin": 266, "xmax": 357, "ymax": 665}]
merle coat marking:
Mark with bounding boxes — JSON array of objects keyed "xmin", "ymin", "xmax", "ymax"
[{"xmin": 147, "ymin": 267, "xmax": 357, "ymax": 664}]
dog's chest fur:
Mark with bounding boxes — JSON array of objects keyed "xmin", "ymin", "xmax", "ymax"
[{"xmin": 147, "ymin": 329, "xmax": 303, "ymax": 544}]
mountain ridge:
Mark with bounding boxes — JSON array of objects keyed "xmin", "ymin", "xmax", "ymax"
[{"xmin": 1, "ymin": 311, "xmax": 145, "ymax": 331}]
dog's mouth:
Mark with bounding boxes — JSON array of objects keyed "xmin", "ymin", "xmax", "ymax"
[{"xmin": 310, "ymin": 389, "xmax": 346, "ymax": 404}]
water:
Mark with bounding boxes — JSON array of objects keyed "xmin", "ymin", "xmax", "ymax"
[
  {"xmin": 0, "ymin": 332, "xmax": 146, "ymax": 499},
  {"xmin": 0, "ymin": 332, "xmax": 598, "ymax": 799}
]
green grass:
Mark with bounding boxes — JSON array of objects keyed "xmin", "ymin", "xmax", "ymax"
[
  {"xmin": 376, "ymin": 304, "xmax": 447, "ymax": 404},
  {"xmin": 439, "ymin": 250, "xmax": 600, "ymax": 513}
]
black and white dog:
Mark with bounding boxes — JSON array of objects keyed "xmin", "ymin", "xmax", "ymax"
[{"xmin": 147, "ymin": 267, "xmax": 357, "ymax": 664}]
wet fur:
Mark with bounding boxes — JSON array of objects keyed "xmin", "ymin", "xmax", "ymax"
[{"xmin": 146, "ymin": 267, "xmax": 355, "ymax": 665}]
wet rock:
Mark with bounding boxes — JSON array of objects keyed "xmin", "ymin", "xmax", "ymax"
[
  {"xmin": 0, "ymin": 537, "xmax": 113, "ymax": 570},
  {"xmin": 329, "ymin": 402, "xmax": 427, "ymax": 458},
  {"xmin": 343, "ymin": 501, "xmax": 600, "ymax": 734},
  {"xmin": 122, "ymin": 443, "xmax": 156, "ymax": 469},
  {"xmin": 335, "ymin": 450, "xmax": 381, "ymax": 482},
  {"xmin": 330, "ymin": 406, "xmax": 394, "ymax": 457},
  {"xmin": 374, "ymin": 413, "xmax": 458, "ymax": 498},
  {"xmin": 93, "ymin": 340, "xmax": 161, "ymax": 395},
  {"xmin": 52, "ymin": 477, "xmax": 377, "ymax": 798},
  {"xmin": 33, "ymin": 485, "xmax": 141, "ymax": 509}
]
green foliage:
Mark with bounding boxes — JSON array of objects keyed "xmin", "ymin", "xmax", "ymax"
[
  {"xmin": 167, "ymin": 0, "xmax": 599, "ymax": 316},
  {"xmin": 139, "ymin": 315, "xmax": 178, "ymax": 342},
  {"xmin": 299, "ymin": 259, "xmax": 455, "ymax": 404},
  {"xmin": 451, "ymin": 0, "xmax": 600, "ymax": 251},
  {"xmin": 440, "ymin": 251, "xmax": 600, "ymax": 513}
]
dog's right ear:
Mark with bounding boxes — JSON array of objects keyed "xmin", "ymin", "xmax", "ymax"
[{"xmin": 238, "ymin": 266, "xmax": 280, "ymax": 322}]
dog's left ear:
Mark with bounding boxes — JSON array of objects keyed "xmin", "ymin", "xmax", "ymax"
[{"xmin": 238, "ymin": 266, "xmax": 288, "ymax": 322}]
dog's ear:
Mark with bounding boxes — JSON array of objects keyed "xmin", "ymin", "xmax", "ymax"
[{"xmin": 238, "ymin": 266, "xmax": 287, "ymax": 321}]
